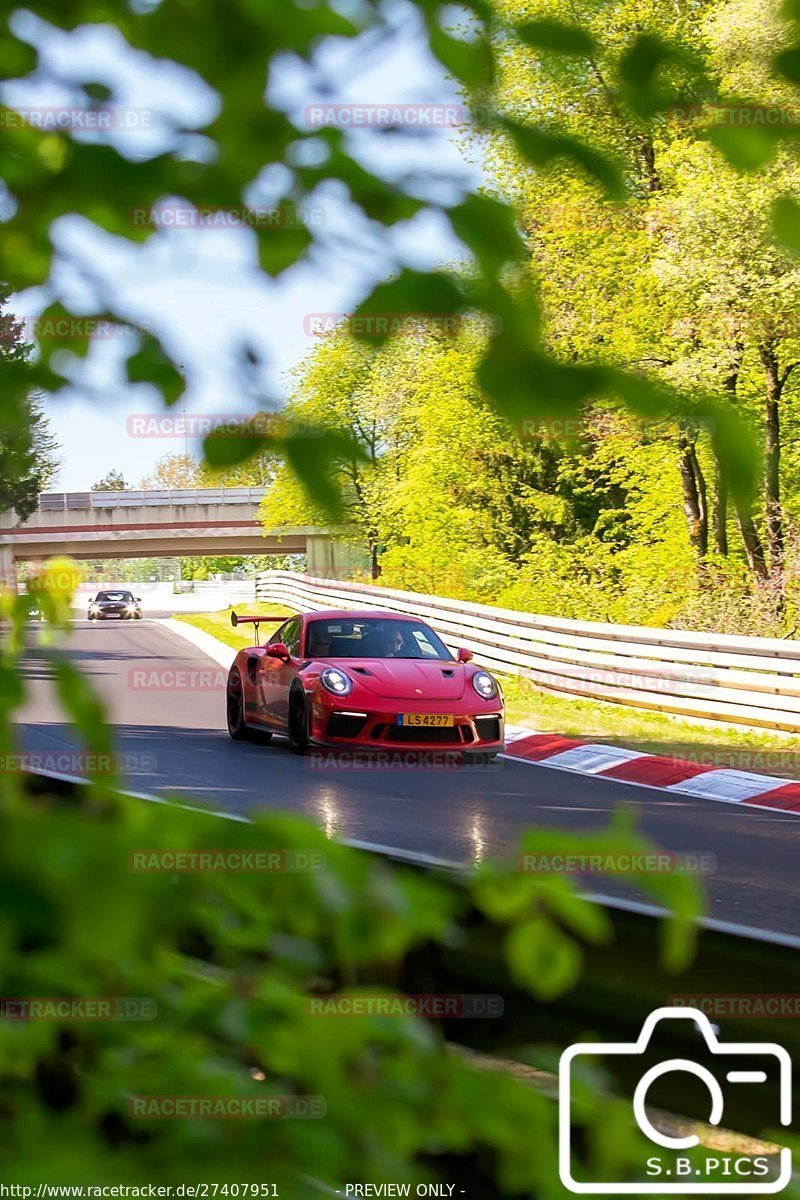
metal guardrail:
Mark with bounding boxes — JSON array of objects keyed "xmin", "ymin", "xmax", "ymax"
[
  {"xmin": 37, "ymin": 489, "xmax": 266, "ymax": 511},
  {"xmin": 255, "ymin": 570, "xmax": 800, "ymax": 733}
]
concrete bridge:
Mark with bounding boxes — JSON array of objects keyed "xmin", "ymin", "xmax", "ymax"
[{"xmin": 0, "ymin": 489, "xmax": 362, "ymax": 581}]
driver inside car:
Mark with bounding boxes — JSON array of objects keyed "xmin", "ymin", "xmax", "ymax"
[
  {"xmin": 382, "ymin": 628, "xmax": 406, "ymax": 657},
  {"xmin": 307, "ymin": 627, "xmax": 332, "ymax": 658}
]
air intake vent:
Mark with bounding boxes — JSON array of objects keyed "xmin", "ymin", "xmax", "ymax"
[{"xmin": 327, "ymin": 713, "xmax": 367, "ymax": 739}]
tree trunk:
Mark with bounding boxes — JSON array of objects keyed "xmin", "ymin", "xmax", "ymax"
[
  {"xmin": 761, "ymin": 345, "xmax": 784, "ymax": 578},
  {"xmin": 678, "ymin": 430, "xmax": 708, "ymax": 561},
  {"xmin": 370, "ymin": 540, "xmax": 380, "ymax": 581},
  {"xmin": 638, "ymin": 135, "xmax": 660, "ymax": 193},
  {"xmin": 712, "ymin": 460, "xmax": 728, "ymax": 556},
  {"xmin": 732, "ymin": 499, "xmax": 768, "ymax": 579},
  {"xmin": 721, "ymin": 335, "xmax": 767, "ymax": 578}
]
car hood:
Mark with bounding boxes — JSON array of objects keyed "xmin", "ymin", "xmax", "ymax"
[{"xmin": 333, "ymin": 658, "xmax": 467, "ymax": 701}]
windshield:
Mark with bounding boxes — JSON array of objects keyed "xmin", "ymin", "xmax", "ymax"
[
  {"xmin": 305, "ymin": 618, "xmax": 452, "ymax": 661},
  {"xmin": 95, "ymin": 592, "xmax": 133, "ymax": 602}
]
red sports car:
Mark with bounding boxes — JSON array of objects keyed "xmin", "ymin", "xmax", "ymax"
[{"xmin": 225, "ymin": 609, "xmax": 504, "ymax": 760}]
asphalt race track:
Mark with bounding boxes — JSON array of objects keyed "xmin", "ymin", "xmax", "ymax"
[{"xmin": 14, "ymin": 616, "xmax": 800, "ymax": 937}]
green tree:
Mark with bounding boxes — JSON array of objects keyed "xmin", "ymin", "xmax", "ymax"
[
  {"xmin": 197, "ymin": 447, "xmax": 279, "ymax": 488},
  {"xmin": 91, "ymin": 469, "xmax": 129, "ymax": 491},
  {"xmin": 140, "ymin": 453, "xmax": 200, "ymax": 490},
  {"xmin": 0, "ymin": 289, "xmax": 59, "ymax": 519},
  {"xmin": 478, "ymin": 0, "xmax": 800, "ymax": 612},
  {"xmin": 260, "ymin": 336, "xmax": 410, "ymax": 579}
]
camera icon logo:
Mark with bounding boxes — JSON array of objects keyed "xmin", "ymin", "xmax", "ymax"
[{"xmin": 559, "ymin": 1006, "xmax": 791, "ymax": 1194}]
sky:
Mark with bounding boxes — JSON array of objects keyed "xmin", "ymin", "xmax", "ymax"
[{"xmin": 3, "ymin": 3, "xmax": 484, "ymax": 490}]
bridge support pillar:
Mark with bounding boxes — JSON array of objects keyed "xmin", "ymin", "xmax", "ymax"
[
  {"xmin": 0, "ymin": 543, "xmax": 15, "ymax": 591},
  {"xmin": 305, "ymin": 535, "xmax": 368, "ymax": 580}
]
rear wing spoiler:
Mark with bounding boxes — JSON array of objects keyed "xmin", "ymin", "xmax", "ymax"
[{"xmin": 230, "ymin": 610, "xmax": 284, "ymax": 647}]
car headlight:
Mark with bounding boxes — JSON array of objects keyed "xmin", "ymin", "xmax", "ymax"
[
  {"xmin": 471, "ymin": 670, "xmax": 498, "ymax": 699},
  {"xmin": 320, "ymin": 667, "xmax": 353, "ymax": 696}
]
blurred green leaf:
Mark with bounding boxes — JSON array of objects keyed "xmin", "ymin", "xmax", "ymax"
[
  {"xmin": 618, "ymin": 33, "xmax": 699, "ymax": 118},
  {"xmin": 772, "ymin": 194, "xmax": 800, "ymax": 254},
  {"xmin": 506, "ymin": 914, "xmax": 583, "ymax": 999},
  {"xmin": 774, "ymin": 44, "xmax": 800, "ymax": 85},
  {"xmin": 257, "ymin": 206, "xmax": 313, "ymax": 277},
  {"xmin": 427, "ymin": 25, "xmax": 494, "ymax": 88},
  {"xmin": 503, "ymin": 119, "xmax": 624, "ymax": 198},
  {"xmin": 83, "ymin": 82, "xmax": 112, "ymax": 102},
  {"xmin": 34, "ymin": 302, "xmax": 92, "ymax": 362},
  {"xmin": 203, "ymin": 428, "xmax": 266, "ymax": 468},
  {"xmin": 281, "ymin": 426, "xmax": 368, "ymax": 519},
  {"xmin": 516, "ymin": 19, "xmax": 594, "ymax": 56},
  {"xmin": 125, "ymin": 335, "xmax": 184, "ymax": 407},
  {"xmin": 351, "ymin": 270, "xmax": 465, "ymax": 345},
  {"xmin": 704, "ymin": 123, "xmax": 785, "ymax": 171},
  {"xmin": 448, "ymin": 194, "xmax": 526, "ymax": 275}
]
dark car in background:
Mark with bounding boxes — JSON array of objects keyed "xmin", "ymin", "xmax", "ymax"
[{"xmin": 87, "ymin": 590, "xmax": 142, "ymax": 621}]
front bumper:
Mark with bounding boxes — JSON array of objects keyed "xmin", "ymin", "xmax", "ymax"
[{"xmin": 309, "ymin": 696, "xmax": 504, "ymax": 751}]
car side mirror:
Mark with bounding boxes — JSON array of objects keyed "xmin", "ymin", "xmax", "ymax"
[
  {"xmin": 266, "ymin": 641, "xmax": 290, "ymax": 661},
  {"xmin": 457, "ymin": 647, "xmax": 473, "ymax": 663},
  {"xmin": 135, "ymin": 597, "xmax": 142, "ymax": 603}
]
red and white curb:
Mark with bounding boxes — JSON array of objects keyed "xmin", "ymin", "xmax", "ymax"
[{"xmin": 502, "ymin": 726, "xmax": 800, "ymax": 815}]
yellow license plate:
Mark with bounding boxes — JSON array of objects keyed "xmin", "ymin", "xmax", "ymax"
[{"xmin": 398, "ymin": 713, "xmax": 455, "ymax": 727}]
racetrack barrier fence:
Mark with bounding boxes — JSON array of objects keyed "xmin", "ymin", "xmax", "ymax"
[{"xmin": 255, "ymin": 570, "xmax": 800, "ymax": 733}]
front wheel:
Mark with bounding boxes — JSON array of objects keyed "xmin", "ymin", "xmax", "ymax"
[
  {"xmin": 226, "ymin": 668, "xmax": 249, "ymax": 741},
  {"xmin": 288, "ymin": 685, "xmax": 309, "ymax": 755},
  {"xmin": 226, "ymin": 668, "xmax": 272, "ymax": 743}
]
